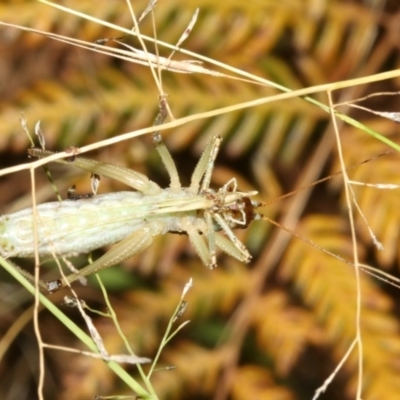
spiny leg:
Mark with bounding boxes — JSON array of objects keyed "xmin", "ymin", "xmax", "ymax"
[
  {"xmin": 28, "ymin": 148, "xmax": 162, "ymax": 195},
  {"xmin": 185, "ymin": 223, "xmax": 214, "ymax": 268},
  {"xmin": 205, "ymin": 211, "xmax": 217, "ymax": 267},
  {"xmin": 203, "ymin": 207, "xmax": 252, "ymax": 266},
  {"xmin": 152, "ymin": 134, "xmax": 181, "ymax": 191},
  {"xmin": 188, "ymin": 135, "xmax": 223, "ymax": 267},
  {"xmin": 152, "ymin": 96, "xmax": 181, "ymax": 191},
  {"xmin": 190, "ymin": 135, "xmax": 222, "ymax": 194},
  {"xmin": 215, "ymin": 233, "xmax": 251, "ymax": 263},
  {"xmin": 213, "ymin": 213, "xmax": 251, "ymax": 262},
  {"xmin": 47, "ymin": 222, "xmax": 163, "ymax": 291}
]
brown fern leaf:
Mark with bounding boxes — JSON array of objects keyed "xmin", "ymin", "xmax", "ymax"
[
  {"xmin": 251, "ymin": 290, "xmax": 325, "ymax": 376},
  {"xmin": 280, "ymin": 214, "xmax": 400, "ymax": 399},
  {"xmin": 1, "ymin": 1, "xmax": 400, "ymax": 400},
  {"xmin": 152, "ymin": 342, "xmax": 225, "ymax": 399},
  {"xmin": 331, "ymin": 120, "xmax": 400, "ymax": 269},
  {"xmin": 231, "ymin": 365, "xmax": 295, "ymax": 400}
]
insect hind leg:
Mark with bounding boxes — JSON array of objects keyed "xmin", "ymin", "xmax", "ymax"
[{"xmin": 48, "ymin": 222, "xmax": 164, "ymax": 291}]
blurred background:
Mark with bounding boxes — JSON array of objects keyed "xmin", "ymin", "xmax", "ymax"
[{"xmin": 1, "ymin": 1, "xmax": 400, "ymax": 399}]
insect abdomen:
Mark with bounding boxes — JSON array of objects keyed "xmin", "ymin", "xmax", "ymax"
[{"xmin": 0, "ymin": 192, "xmax": 146, "ymax": 258}]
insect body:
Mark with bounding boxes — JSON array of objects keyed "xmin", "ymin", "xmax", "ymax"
[{"xmin": 0, "ymin": 135, "xmax": 261, "ymax": 291}]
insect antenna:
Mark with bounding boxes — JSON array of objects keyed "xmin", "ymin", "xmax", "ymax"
[
  {"xmin": 262, "ymin": 150, "xmax": 392, "ymax": 207},
  {"xmin": 247, "ymin": 149, "xmax": 399, "ymax": 289},
  {"xmin": 258, "ymin": 214, "xmax": 400, "ymax": 290}
]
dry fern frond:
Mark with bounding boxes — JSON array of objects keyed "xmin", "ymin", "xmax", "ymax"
[
  {"xmin": 2, "ymin": 1, "xmax": 400, "ymax": 399},
  {"xmin": 251, "ymin": 290, "xmax": 325, "ymax": 376},
  {"xmin": 231, "ymin": 365, "xmax": 295, "ymax": 400},
  {"xmin": 331, "ymin": 120, "xmax": 400, "ymax": 269},
  {"xmin": 152, "ymin": 342, "xmax": 225, "ymax": 399},
  {"xmin": 280, "ymin": 214, "xmax": 400, "ymax": 398}
]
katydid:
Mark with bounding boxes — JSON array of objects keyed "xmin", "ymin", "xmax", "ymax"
[{"xmin": 0, "ymin": 134, "xmax": 262, "ymax": 292}]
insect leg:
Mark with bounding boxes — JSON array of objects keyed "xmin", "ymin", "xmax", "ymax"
[
  {"xmin": 152, "ymin": 133, "xmax": 181, "ymax": 191},
  {"xmin": 190, "ymin": 135, "xmax": 222, "ymax": 194},
  {"xmin": 215, "ymin": 233, "xmax": 251, "ymax": 263},
  {"xmin": 185, "ymin": 223, "xmax": 215, "ymax": 269},
  {"xmin": 28, "ymin": 148, "xmax": 162, "ymax": 196},
  {"xmin": 213, "ymin": 213, "xmax": 251, "ymax": 262},
  {"xmin": 151, "ymin": 95, "xmax": 181, "ymax": 191},
  {"xmin": 49, "ymin": 221, "xmax": 164, "ymax": 290},
  {"xmin": 205, "ymin": 211, "xmax": 217, "ymax": 267}
]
